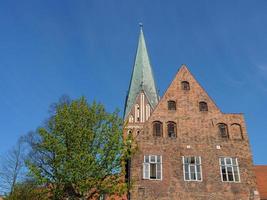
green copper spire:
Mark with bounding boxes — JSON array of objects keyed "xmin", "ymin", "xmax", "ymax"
[{"xmin": 124, "ymin": 25, "xmax": 159, "ymax": 120}]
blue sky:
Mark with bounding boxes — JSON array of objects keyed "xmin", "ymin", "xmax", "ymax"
[{"xmin": 0, "ymin": 0, "xmax": 266, "ymax": 164}]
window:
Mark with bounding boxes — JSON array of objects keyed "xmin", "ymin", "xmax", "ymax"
[
  {"xmin": 153, "ymin": 121, "xmax": 163, "ymax": 137},
  {"xmin": 218, "ymin": 123, "xmax": 229, "ymax": 138},
  {"xmin": 219, "ymin": 157, "xmax": 240, "ymax": 182},
  {"xmin": 181, "ymin": 81, "xmax": 190, "ymax": 90},
  {"xmin": 135, "ymin": 104, "xmax": 140, "ymax": 122},
  {"xmin": 128, "ymin": 115, "xmax": 134, "ymax": 123},
  {"xmin": 199, "ymin": 101, "xmax": 208, "ymax": 112},
  {"xmin": 143, "ymin": 155, "xmax": 162, "ymax": 180},
  {"xmin": 230, "ymin": 124, "xmax": 243, "ymax": 140},
  {"xmin": 168, "ymin": 100, "xmax": 176, "ymax": 110},
  {"xmin": 182, "ymin": 156, "xmax": 202, "ymax": 181},
  {"xmin": 167, "ymin": 121, "xmax": 176, "ymax": 138}
]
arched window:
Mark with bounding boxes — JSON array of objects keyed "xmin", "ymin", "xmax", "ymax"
[
  {"xmin": 218, "ymin": 123, "xmax": 229, "ymax": 138},
  {"xmin": 199, "ymin": 101, "xmax": 208, "ymax": 112},
  {"xmin": 167, "ymin": 121, "xmax": 176, "ymax": 138},
  {"xmin": 153, "ymin": 121, "xmax": 163, "ymax": 137},
  {"xmin": 128, "ymin": 115, "xmax": 134, "ymax": 123},
  {"xmin": 181, "ymin": 81, "xmax": 190, "ymax": 90},
  {"xmin": 230, "ymin": 123, "xmax": 243, "ymax": 140},
  {"xmin": 168, "ymin": 100, "xmax": 176, "ymax": 110},
  {"xmin": 135, "ymin": 104, "xmax": 140, "ymax": 122}
]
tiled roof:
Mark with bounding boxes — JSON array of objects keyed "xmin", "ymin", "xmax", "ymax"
[{"xmin": 255, "ymin": 165, "xmax": 267, "ymax": 200}]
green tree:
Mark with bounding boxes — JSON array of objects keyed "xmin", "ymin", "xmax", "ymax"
[
  {"xmin": 26, "ymin": 97, "xmax": 132, "ymax": 199},
  {"xmin": 4, "ymin": 180, "xmax": 49, "ymax": 200}
]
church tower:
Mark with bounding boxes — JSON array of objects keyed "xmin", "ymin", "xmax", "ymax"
[
  {"xmin": 124, "ymin": 24, "xmax": 159, "ymax": 125},
  {"xmin": 124, "ymin": 26, "xmax": 260, "ymax": 200}
]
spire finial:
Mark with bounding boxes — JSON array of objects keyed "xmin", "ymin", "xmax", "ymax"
[{"xmin": 139, "ymin": 22, "xmax": 143, "ymax": 29}]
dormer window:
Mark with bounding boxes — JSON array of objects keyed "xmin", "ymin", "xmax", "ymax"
[
  {"xmin": 218, "ymin": 123, "xmax": 229, "ymax": 138},
  {"xmin": 153, "ymin": 121, "xmax": 163, "ymax": 137},
  {"xmin": 199, "ymin": 101, "xmax": 208, "ymax": 112},
  {"xmin": 168, "ymin": 100, "xmax": 176, "ymax": 110},
  {"xmin": 181, "ymin": 81, "xmax": 190, "ymax": 91}
]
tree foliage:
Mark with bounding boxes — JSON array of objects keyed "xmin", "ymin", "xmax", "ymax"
[
  {"xmin": 26, "ymin": 97, "xmax": 132, "ymax": 199},
  {"xmin": 4, "ymin": 180, "xmax": 49, "ymax": 200}
]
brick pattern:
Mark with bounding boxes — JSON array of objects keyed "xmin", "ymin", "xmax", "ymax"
[
  {"xmin": 125, "ymin": 65, "xmax": 260, "ymax": 200},
  {"xmin": 254, "ymin": 166, "xmax": 267, "ymax": 200}
]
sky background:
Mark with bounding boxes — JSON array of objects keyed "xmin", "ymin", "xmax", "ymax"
[{"xmin": 0, "ymin": 0, "xmax": 266, "ymax": 164}]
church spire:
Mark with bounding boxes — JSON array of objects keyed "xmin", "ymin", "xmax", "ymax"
[{"xmin": 124, "ymin": 25, "xmax": 159, "ymax": 120}]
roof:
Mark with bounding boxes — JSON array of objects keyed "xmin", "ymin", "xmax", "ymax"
[
  {"xmin": 124, "ymin": 25, "xmax": 159, "ymax": 119},
  {"xmin": 255, "ymin": 165, "xmax": 267, "ymax": 200}
]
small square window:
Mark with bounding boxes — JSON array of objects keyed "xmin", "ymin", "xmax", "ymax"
[
  {"xmin": 168, "ymin": 101, "xmax": 176, "ymax": 110},
  {"xmin": 181, "ymin": 81, "xmax": 190, "ymax": 90}
]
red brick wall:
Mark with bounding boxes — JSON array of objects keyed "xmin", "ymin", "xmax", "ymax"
[{"xmin": 125, "ymin": 65, "xmax": 260, "ymax": 200}]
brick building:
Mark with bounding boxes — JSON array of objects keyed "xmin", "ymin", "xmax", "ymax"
[{"xmin": 123, "ymin": 26, "xmax": 260, "ymax": 200}]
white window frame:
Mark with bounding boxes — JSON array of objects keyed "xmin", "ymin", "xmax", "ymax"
[
  {"xmin": 143, "ymin": 155, "xmax": 162, "ymax": 180},
  {"xmin": 182, "ymin": 156, "xmax": 202, "ymax": 182},
  {"xmin": 219, "ymin": 157, "xmax": 240, "ymax": 183}
]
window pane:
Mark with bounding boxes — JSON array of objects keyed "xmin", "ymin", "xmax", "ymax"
[
  {"xmin": 233, "ymin": 166, "xmax": 239, "ymax": 182},
  {"xmin": 150, "ymin": 163, "xmax": 156, "ymax": 179},
  {"xmin": 184, "ymin": 164, "xmax": 189, "ymax": 173},
  {"xmin": 145, "ymin": 155, "xmax": 149, "ymax": 163},
  {"xmin": 196, "ymin": 157, "xmax": 200, "ymax": 164},
  {"xmin": 222, "ymin": 173, "xmax": 227, "ymax": 181},
  {"xmin": 156, "ymin": 163, "xmax": 161, "ymax": 179},
  {"xmin": 190, "ymin": 171, "xmax": 196, "ymax": 180},
  {"xmin": 190, "ymin": 157, "xmax": 195, "ymax": 164},
  {"xmin": 185, "ymin": 172, "xmax": 190, "ymax": 180},
  {"xmin": 150, "ymin": 155, "xmax": 156, "ymax": 163},
  {"xmin": 227, "ymin": 167, "xmax": 234, "ymax": 181},
  {"xmin": 184, "ymin": 157, "xmax": 189, "ymax": 164},
  {"xmin": 221, "ymin": 166, "xmax": 226, "ymax": 174},
  {"xmin": 196, "ymin": 165, "xmax": 201, "ymax": 173},
  {"xmin": 157, "ymin": 155, "xmax": 161, "ymax": 163},
  {"xmin": 143, "ymin": 163, "xmax": 149, "ymax": 179},
  {"xmin": 190, "ymin": 166, "xmax": 196, "ymax": 180},
  {"xmin": 220, "ymin": 158, "xmax": 225, "ymax": 165},
  {"xmin": 197, "ymin": 172, "xmax": 201, "ymax": 180},
  {"xmin": 226, "ymin": 158, "xmax": 231, "ymax": 165}
]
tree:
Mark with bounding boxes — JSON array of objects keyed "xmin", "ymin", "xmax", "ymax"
[
  {"xmin": 0, "ymin": 138, "xmax": 26, "ymax": 196},
  {"xmin": 4, "ymin": 179, "xmax": 49, "ymax": 200},
  {"xmin": 26, "ymin": 97, "xmax": 132, "ymax": 199}
]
